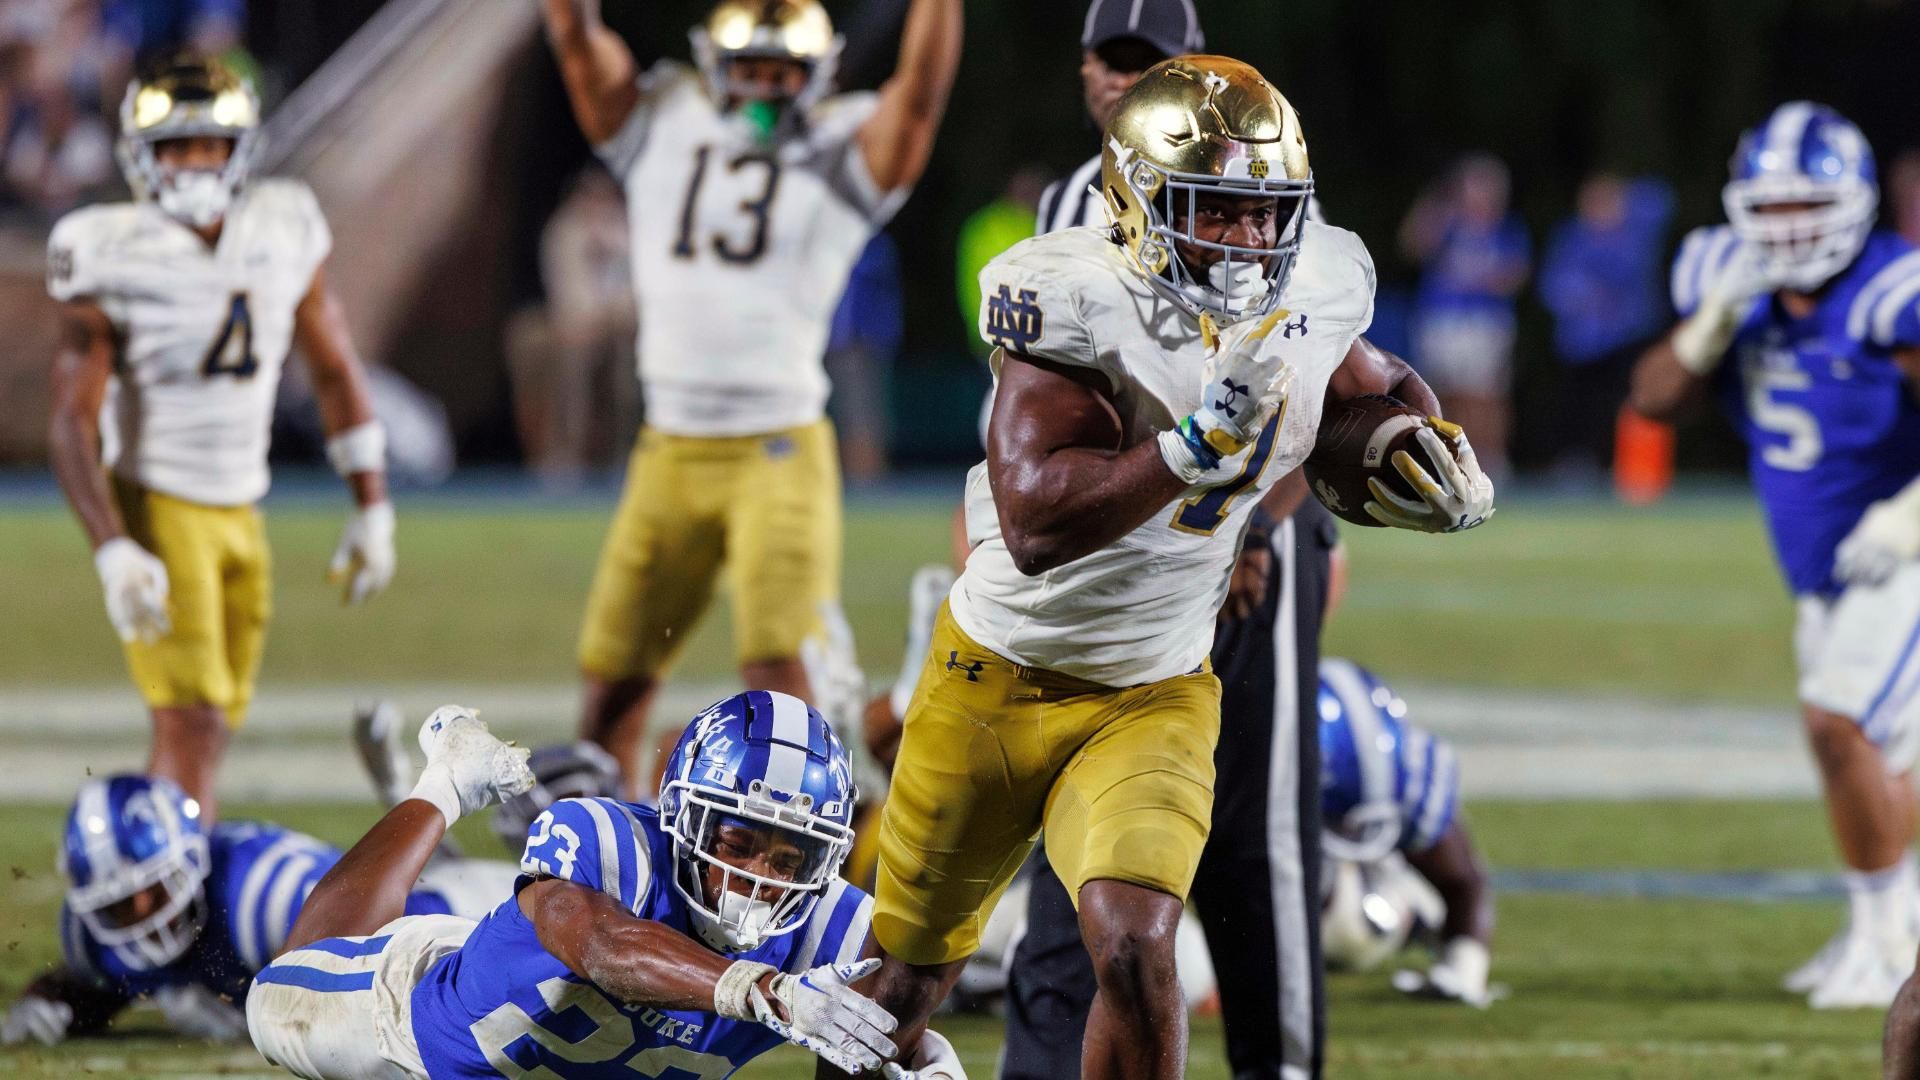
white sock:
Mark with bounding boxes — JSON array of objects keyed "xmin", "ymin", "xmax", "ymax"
[
  {"xmin": 1845, "ymin": 852, "xmax": 1918, "ymax": 944},
  {"xmin": 407, "ymin": 762, "xmax": 464, "ymax": 827}
]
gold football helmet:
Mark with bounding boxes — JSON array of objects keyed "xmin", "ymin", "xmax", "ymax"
[
  {"xmin": 117, "ymin": 53, "xmax": 261, "ymax": 227},
  {"xmin": 1101, "ymin": 55, "xmax": 1313, "ymax": 321},
  {"xmin": 691, "ymin": 0, "xmax": 843, "ymax": 141}
]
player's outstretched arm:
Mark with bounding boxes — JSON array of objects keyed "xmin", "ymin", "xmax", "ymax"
[
  {"xmin": 295, "ymin": 262, "xmax": 395, "ymax": 604},
  {"xmin": 1627, "ymin": 331, "xmax": 1712, "ymax": 423},
  {"xmin": 541, "ymin": 0, "xmax": 640, "ymax": 146},
  {"xmin": 856, "ymin": 0, "xmax": 962, "ymax": 193},
  {"xmin": 1, "ymin": 970, "xmax": 129, "ymax": 1046},
  {"xmin": 1405, "ymin": 820, "xmax": 1494, "ymax": 946}
]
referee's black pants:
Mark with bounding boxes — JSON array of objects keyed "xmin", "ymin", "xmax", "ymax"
[{"xmin": 1001, "ymin": 504, "xmax": 1335, "ymax": 1080}]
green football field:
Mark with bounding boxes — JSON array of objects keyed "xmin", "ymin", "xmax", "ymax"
[{"xmin": 1, "ymin": 489, "xmax": 1882, "ymax": 1077}]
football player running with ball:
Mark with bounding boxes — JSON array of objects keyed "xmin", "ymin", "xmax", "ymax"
[
  {"xmin": 541, "ymin": 0, "xmax": 961, "ymax": 796},
  {"xmin": 1632, "ymin": 103, "xmax": 1920, "ymax": 1013},
  {"xmin": 246, "ymin": 693, "xmax": 965, "ymax": 1080},
  {"xmin": 860, "ymin": 57, "xmax": 1493, "ymax": 1078},
  {"xmin": 46, "ymin": 55, "xmax": 394, "ymax": 823}
]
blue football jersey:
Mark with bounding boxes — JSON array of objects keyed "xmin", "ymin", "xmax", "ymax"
[
  {"xmin": 1672, "ymin": 227, "xmax": 1920, "ymax": 594},
  {"xmin": 409, "ymin": 797, "xmax": 874, "ymax": 1080},
  {"xmin": 1318, "ymin": 659, "xmax": 1460, "ymax": 855},
  {"xmin": 63, "ymin": 819, "xmax": 465, "ymax": 1004}
]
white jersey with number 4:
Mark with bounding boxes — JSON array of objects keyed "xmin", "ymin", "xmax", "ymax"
[
  {"xmin": 46, "ymin": 180, "xmax": 331, "ymax": 507},
  {"xmin": 597, "ymin": 61, "xmax": 905, "ymax": 437},
  {"xmin": 951, "ymin": 222, "xmax": 1376, "ymax": 687}
]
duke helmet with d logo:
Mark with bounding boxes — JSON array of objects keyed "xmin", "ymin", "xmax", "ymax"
[
  {"xmin": 1723, "ymin": 101, "xmax": 1877, "ymax": 292},
  {"xmin": 659, "ymin": 690, "xmax": 857, "ymax": 951},
  {"xmin": 1101, "ymin": 55, "xmax": 1314, "ymax": 322},
  {"xmin": 690, "ymin": 0, "xmax": 843, "ymax": 145},
  {"xmin": 118, "ymin": 53, "xmax": 262, "ymax": 228},
  {"xmin": 60, "ymin": 776, "xmax": 211, "ymax": 972}
]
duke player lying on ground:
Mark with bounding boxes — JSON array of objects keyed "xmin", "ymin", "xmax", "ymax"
[
  {"xmin": 1317, "ymin": 659, "xmax": 1496, "ymax": 1007},
  {"xmin": 1632, "ymin": 101, "xmax": 1920, "ymax": 1010},
  {"xmin": 246, "ymin": 693, "xmax": 963, "ymax": 1080},
  {"xmin": 0, "ymin": 775, "xmax": 516, "ymax": 1047}
]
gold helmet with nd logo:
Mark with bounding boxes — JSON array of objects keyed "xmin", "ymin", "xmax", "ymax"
[
  {"xmin": 117, "ymin": 53, "xmax": 262, "ymax": 228},
  {"xmin": 1101, "ymin": 55, "xmax": 1312, "ymax": 322},
  {"xmin": 690, "ymin": 0, "xmax": 844, "ymax": 146}
]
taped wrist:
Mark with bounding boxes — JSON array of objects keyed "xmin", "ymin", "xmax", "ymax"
[
  {"xmin": 1158, "ymin": 426, "xmax": 1216, "ymax": 485},
  {"xmin": 1670, "ymin": 306, "xmax": 1738, "ymax": 377},
  {"xmin": 714, "ymin": 960, "xmax": 779, "ymax": 1021},
  {"xmin": 326, "ymin": 420, "xmax": 387, "ymax": 476}
]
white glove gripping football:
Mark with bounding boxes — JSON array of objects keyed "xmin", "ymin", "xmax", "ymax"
[
  {"xmin": 153, "ymin": 983, "xmax": 248, "ymax": 1041},
  {"xmin": 1364, "ymin": 420, "xmax": 1496, "ymax": 534},
  {"xmin": 715, "ymin": 958, "xmax": 898, "ymax": 1074},
  {"xmin": 329, "ymin": 500, "xmax": 396, "ymax": 605},
  {"xmin": 409, "ymin": 705, "xmax": 535, "ymax": 826},
  {"xmin": 1835, "ymin": 476, "xmax": 1920, "ymax": 587},
  {"xmin": 1, "ymin": 994, "xmax": 73, "ymax": 1046},
  {"xmin": 1391, "ymin": 937, "xmax": 1498, "ymax": 1008},
  {"xmin": 884, "ymin": 1027, "xmax": 968, "ymax": 1080},
  {"xmin": 1159, "ymin": 308, "xmax": 1298, "ymax": 484},
  {"xmin": 1672, "ymin": 243, "xmax": 1774, "ymax": 377},
  {"xmin": 93, "ymin": 536, "xmax": 170, "ymax": 644}
]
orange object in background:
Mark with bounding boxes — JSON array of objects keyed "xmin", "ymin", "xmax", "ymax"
[{"xmin": 1614, "ymin": 407, "xmax": 1675, "ymax": 505}]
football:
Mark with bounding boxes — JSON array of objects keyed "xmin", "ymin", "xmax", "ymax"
[{"xmin": 1304, "ymin": 394, "xmax": 1433, "ymax": 528}]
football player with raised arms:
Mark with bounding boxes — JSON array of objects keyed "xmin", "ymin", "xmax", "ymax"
[
  {"xmin": 860, "ymin": 57, "xmax": 1494, "ymax": 1078},
  {"xmin": 1632, "ymin": 103, "xmax": 1920, "ymax": 1011},
  {"xmin": 46, "ymin": 54, "xmax": 395, "ymax": 822},
  {"xmin": 244, "ymin": 692, "xmax": 966, "ymax": 1079},
  {"xmin": 541, "ymin": 0, "xmax": 961, "ymax": 796}
]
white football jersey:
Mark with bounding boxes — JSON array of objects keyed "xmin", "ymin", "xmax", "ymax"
[
  {"xmin": 951, "ymin": 222, "xmax": 1376, "ymax": 686},
  {"xmin": 598, "ymin": 62, "xmax": 906, "ymax": 437},
  {"xmin": 47, "ymin": 180, "xmax": 331, "ymax": 507}
]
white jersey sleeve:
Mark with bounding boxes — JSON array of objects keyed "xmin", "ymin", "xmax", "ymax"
[
  {"xmin": 803, "ymin": 90, "xmax": 906, "ymax": 226},
  {"xmin": 975, "ymin": 232, "xmax": 1110, "ymax": 390},
  {"xmin": 47, "ymin": 206, "xmax": 125, "ymax": 307},
  {"xmin": 518, "ymin": 797, "xmax": 656, "ymax": 914},
  {"xmin": 595, "ymin": 61, "xmax": 698, "ymax": 178}
]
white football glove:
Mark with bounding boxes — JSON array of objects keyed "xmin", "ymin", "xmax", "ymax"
[
  {"xmin": 94, "ymin": 536, "xmax": 171, "ymax": 643},
  {"xmin": 1392, "ymin": 937, "xmax": 1497, "ymax": 1008},
  {"xmin": 884, "ymin": 1027, "xmax": 968, "ymax": 1080},
  {"xmin": 153, "ymin": 984, "xmax": 248, "ymax": 1041},
  {"xmin": 329, "ymin": 500, "xmax": 396, "ymax": 604},
  {"xmin": 715, "ymin": 958, "xmax": 898, "ymax": 1074},
  {"xmin": 1364, "ymin": 420, "xmax": 1495, "ymax": 534},
  {"xmin": 1671, "ymin": 243, "xmax": 1774, "ymax": 376},
  {"xmin": 1, "ymin": 994, "xmax": 73, "ymax": 1046},
  {"xmin": 1835, "ymin": 479, "xmax": 1920, "ymax": 587},
  {"xmin": 1160, "ymin": 308, "xmax": 1298, "ymax": 484}
]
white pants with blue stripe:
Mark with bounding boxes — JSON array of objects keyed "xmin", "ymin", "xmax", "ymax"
[
  {"xmin": 247, "ymin": 913, "xmax": 474, "ymax": 1080},
  {"xmin": 1798, "ymin": 564, "xmax": 1920, "ymax": 771}
]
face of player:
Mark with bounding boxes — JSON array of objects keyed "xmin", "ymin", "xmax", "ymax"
[
  {"xmin": 153, "ymin": 136, "xmax": 235, "ymax": 176},
  {"xmin": 1171, "ymin": 191, "xmax": 1286, "ymax": 274},
  {"xmin": 100, "ymin": 881, "xmax": 167, "ymax": 929},
  {"xmin": 700, "ymin": 819, "xmax": 810, "ymax": 905},
  {"xmin": 725, "ymin": 56, "xmax": 811, "ymax": 106}
]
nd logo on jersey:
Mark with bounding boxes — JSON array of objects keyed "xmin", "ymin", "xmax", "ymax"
[{"xmin": 986, "ymin": 284, "xmax": 1044, "ymax": 353}]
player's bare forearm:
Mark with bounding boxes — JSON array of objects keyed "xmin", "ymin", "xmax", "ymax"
[
  {"xmin": 522, "ymin": 879, "xmax": 739, "ymax": 1010},
  {"xmin": 283, "ymin": 800, "xmax": 445, "ymax": 954},
  {"xmin": 859, "ymin": 0, "xmax": 962, "ymax": 192},
  {"xmin": 1406, "ymin": 821, "xmax": 1495, "ymax": 944},
  {"xmin": 988, "ymin": 352, "xmax": 1187, "ymax": 575},
  {"xmin": 295, "ymin": 265, "xmax": 388, "ymax": 508},
  {"xmin": 542, "ymin": 0, "xmax": 639, "ymax": 145},
  {"xmin": 1328, "ymin": 336, "xmax": 1440, "ymax": 417},
  {"xmin": 47, "ymin": 301, "xmax": 126, "ymax": 550},
  {"xmin": 1628, "ymin": 332, "xmax": 1709, "ymax": 423},
  {"xmin": 1885, "ymin": 966, "xmax": 1920, "ymax": 1079}
]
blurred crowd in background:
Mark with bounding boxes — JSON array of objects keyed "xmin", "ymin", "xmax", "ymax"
[{"xmin": 7, "ymin": 0, "xmax": 1920, "ymax": 491}]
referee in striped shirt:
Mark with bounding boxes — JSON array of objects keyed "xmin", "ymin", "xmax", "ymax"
[{"xmin": 1001, "ymin": 3, "xmax": 1337, "ymax": 1078}]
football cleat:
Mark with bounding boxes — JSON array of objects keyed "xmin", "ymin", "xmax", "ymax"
[
  {"xmin": 1805, "ymin": 933, "xmax": 1916, "ymax": 1010},
  {"xmin": 353, "ymin": 699, "xmax": 413, "ymax": 808},
  {"xmin": 417, "ymin": 706, "xmax": 535, "ymax": 819},
  {"xmin": 1783, "ymin": 923, "xmax": 1853, "ymax": 993}
]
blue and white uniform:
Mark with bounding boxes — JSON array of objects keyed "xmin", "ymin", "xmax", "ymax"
[
  {"xmin": 1672, "ymin": 225, "xmax": 1920, "ymax": 764},
  {"xmin": 1317, "ymin": 658, "xmax": 1460, "ymax": 860},
  {"xmin": 249, "ymin": 798, "xmax": 874, "ymax": 1080}
]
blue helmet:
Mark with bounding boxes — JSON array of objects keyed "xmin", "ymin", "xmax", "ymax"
[
  {"xmin": 659, "ymin": 690, "xmax": 856, "ymax": 951},
  {"xmin": 1318, "ymin": 659, "xmax": 1413, "ymax": 864},
  {"xmin": 58, "ymin": 775, "xmax": 211, "ymax": 970},
  {"xmin": 1724, "ymin": 101, "xmax": 1878, "ymax": 291}
]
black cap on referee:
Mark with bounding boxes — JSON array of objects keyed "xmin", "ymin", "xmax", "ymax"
[{"xmin": 1080, "ymin": 0, "xmax": 1205, "ymax": 60}]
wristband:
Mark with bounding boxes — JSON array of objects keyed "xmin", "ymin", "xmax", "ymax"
[
  {"xmin": 714, "ymin": 960, "xmax": 778, "ymax": 1020},
  {"xmin": 326, "ymin": 420, "xmax": 387, "ymax": 476}
]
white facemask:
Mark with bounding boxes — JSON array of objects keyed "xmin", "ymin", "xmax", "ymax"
[{"xmin": 157, "ymin": 170, "xmax": 233, "ymax": 228}]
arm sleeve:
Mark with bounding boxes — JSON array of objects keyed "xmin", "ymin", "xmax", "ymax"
[{"xmin": 519, "ymin": 797, "xmax": 654, "ymax": 913}]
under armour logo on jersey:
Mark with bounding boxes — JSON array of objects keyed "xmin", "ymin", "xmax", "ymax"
[
  {"xmin": 986, "ymin": 285, "xmax": 1045, "ymax": 353},
  {"xmin": 1214, "ymin": 378, "xmax": 1250, "ymax": 418},
  {"xmin": 1282, "ymin": 313, "xmax": 1308, "ymax": 338},
  {"xmin": 946, "ymin": 651, "xmax": 984, "ymax": 681}
]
